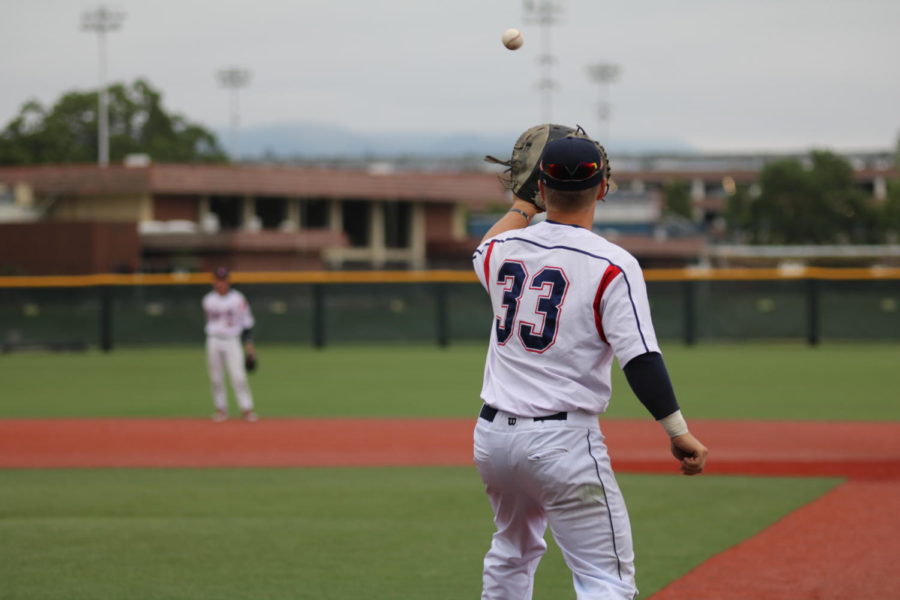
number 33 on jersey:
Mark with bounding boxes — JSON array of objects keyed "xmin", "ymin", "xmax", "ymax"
[{"xmin": 494, "ymin": 261, "xmax": 568, "ymax": 352}]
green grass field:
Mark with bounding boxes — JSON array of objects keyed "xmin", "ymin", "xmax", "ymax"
[
  {"xmin": 0, "ymin": 343, "xmax": 896, "ymax": 598},
  {"xmin": 0, "ymin": 468, "xmax": 839, "ymax": 599},
  {"xmin": 1, "ymin": 342, "xmax": 898, "ymax": 420}
]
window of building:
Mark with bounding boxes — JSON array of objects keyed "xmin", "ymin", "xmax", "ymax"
[
  {"xmin": 855, "ymin": 181, "xmax": 875, "ymax": 196},
  {"xmin": 256, "ymin": 197, "xmax": 286, "ymax": 230},
  {"xmin": 384, "ymin": 201, "xmax": 411, "ymax": 248},
  {"xmin": 302, "ymin": 198, "xmax": 330, "ymax": 229},
  {"xmin": 342, "ymin": 200, "xmax": 370, "ymax": 248},
  {"xmin": 209, "ymin": 196, "xmax": 242, "ymax": 230}
]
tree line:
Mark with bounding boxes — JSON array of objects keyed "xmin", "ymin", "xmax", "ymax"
[
  {"xmin": 0, "ymin": 79, "xmax": 226, "ymax": 165},
  {"xmin": 664, "ymin": 149, "xmax": 900, "ymax": 245}
]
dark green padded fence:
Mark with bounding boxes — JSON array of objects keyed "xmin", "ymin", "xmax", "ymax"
[{"xmin": 1, "ymin": 270, "xmax": 898, "ymax": 351}]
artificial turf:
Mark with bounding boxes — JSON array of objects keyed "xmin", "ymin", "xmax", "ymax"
[
  {"xmin": 0, "ymin": 468, "xmax": 839, "ymax": 599},
  {"xmin": 0, "ymin": 343, "xmax": 887, "ymax": 597},
  {"xmin": 0, "ymin": 342, "xmax": 897, "ymax": 420}
]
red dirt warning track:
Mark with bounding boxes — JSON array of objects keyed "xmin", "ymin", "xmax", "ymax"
[
  {"xmin": 1, "ymin": 417, "xmax": 898, "ymax": 600},
  {"xmin": 1, "ymin": 418, "xmax": 897, "ymax": 477}
]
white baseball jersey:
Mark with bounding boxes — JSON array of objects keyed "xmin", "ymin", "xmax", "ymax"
[
  {"xmin": 473, "ymin": 220, "xmax": 660, "ymax": 417},
  {"xmin": 203, "ymin": 288, "xmax": 255, "ymax": 416},
  {"xmin": 202, "ymin": 289, "xmax": 254, "ymax": 339},
  {"xmin": 473, "ymin": 219, "xmax": 654, "ymax": 599}
]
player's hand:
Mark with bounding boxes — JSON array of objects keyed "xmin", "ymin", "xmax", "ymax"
[{"xmin": 670, "ymin": 433, "xmax": 708, "ymax": 476}]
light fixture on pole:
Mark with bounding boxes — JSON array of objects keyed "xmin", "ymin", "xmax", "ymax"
[
  {"xmin": 216, "ymin": 68, "xmax": 252, "ymax": 161},
  {"xmin": 81, "ymin": 5, "xmax": 126, "ymax": 167},
  {"xmin": 586, "ymin": 63, "xmax": 621, "ymax": 143}
]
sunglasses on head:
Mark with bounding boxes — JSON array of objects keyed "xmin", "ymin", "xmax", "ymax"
[{"xmin": 541, "ymin": 161, "xmax": 602, "ymax": 181}]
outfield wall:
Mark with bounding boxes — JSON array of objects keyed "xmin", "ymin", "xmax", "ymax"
[{"xmin": 1, "ymin": 268, "xmax": 898, "ymax": 351}]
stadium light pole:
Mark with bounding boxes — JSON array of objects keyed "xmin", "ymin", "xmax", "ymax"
[
  {"xmin": 216, "ymin": 68, "xmax": 252, "ymax": 161},
  {"xmin": 524, "ymin": 1, "xmax": 562, "ymax": 123},
  {"xmin": 586, "ymin": 63, "xmax": 621, "ymax": 143},
  {"xmin": 81, "ymin": 5, "xmax": 125, "ymax": 167}
]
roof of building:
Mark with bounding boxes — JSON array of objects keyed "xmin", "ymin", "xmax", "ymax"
[
  {"xmin": 0, "ymin": 165, "xmax": 150, "ymax": 196},
  {"xmin": 0, "ymin": 164, "xmax": 510, "ymax": 211},
  {"xmin": 1, "ymin": 162, "xmax": 895, "ymax": 210}
]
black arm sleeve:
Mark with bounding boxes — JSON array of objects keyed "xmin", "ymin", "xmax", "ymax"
[
  {"xmin": 622, "ymin": 351, "xmax": 680, "ymax": 420},
  {"xmin": 240, "ymin": 328, "xmax": 253, "ymax": 344}
]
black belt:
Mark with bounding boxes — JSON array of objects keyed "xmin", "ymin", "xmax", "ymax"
[{"xmin": 479, "ymin": 404, "xmax": 567, "ymax": 423}]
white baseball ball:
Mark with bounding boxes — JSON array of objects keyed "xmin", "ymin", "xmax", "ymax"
[{"xmin": 502, "ymin": 28, "xmax": 523, "ymax": 51}]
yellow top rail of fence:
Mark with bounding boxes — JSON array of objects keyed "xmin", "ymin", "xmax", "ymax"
[
  {"xmin": 0, "ymin": 270, "xmax": 477, "ymax": 288},
  {"xmin": 0, "ymin": 267, "xmax": 899, "ymax": 288},
  {"xmin": 644, "ymin": 266, "xmax": 900, "ymax": 281}
]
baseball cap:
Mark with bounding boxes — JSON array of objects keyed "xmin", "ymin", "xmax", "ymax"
[
  {"xmin": 539, "ymin": 136, "xmax": 606, "ymax": 191},
  {"xmin": 213, "ymin": 266, "xmax": 230, "ymax": 280}
]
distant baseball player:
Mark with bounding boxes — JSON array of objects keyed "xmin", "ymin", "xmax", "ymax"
[
  {"xmin": 202, "ymin": 267, "xmax": 258, "ymax": 422},
  {"xmin": 473, "ymin": 127, "xmax": 708, "ymax": 599}
]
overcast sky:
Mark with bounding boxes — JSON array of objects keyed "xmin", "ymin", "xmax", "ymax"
[{"xmin": 2, "ymin": 0, "xmax": 898, "ymax": 153}]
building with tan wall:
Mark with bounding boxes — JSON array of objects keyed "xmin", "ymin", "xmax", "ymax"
[
  {"xmin": 0, "ymin": 163, "xmax": 503, "ymax": 274},
  {"xmin": 1, "ymin": 159, "xmax": 896, "ymax": 274}
]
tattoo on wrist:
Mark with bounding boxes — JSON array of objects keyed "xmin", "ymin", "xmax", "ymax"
[{"xmin": 508, "ymin": 207, "xmax": 531, "ymax": 220}]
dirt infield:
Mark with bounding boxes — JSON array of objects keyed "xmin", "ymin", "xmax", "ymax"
[
  {"xmin": 1, "ymin": 418, "xmax": 898, "ymax": 477},
  {"xmin": 1, "ymin": 417, "xmax": 898, "ymax": 599}
]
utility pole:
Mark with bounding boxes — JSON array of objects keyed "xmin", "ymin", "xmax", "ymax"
[
  {"xmin": 524, "ymin": 1, "xmax": 562, "ymax": 123},
  {"xmin": 586, "ymin": 63, "xmax": 621, "ymax": 143},
  {"xmin": 216, "ymin": 68, "xmax": 252, "ymax": 161},
  {"xmin": 81, "ymin": 5, "xmax": 126, "ymax": 167}
]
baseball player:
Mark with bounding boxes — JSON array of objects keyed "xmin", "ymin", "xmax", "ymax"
[
  {"xmin": 202, "ymin": 267, "xmax": 258, "ymax": 422},
  {"xmin": 473, "ymin": 128, "xmax": 708, "ymax": 599}
]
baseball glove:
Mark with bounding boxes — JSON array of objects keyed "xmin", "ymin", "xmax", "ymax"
[
  {"xmin": 484, "ymin": 124, "xmax": 614, "ymax": 207},
  {"xmin": 244, "ymin": 352, "xmax": 257, "ymax": 373}
]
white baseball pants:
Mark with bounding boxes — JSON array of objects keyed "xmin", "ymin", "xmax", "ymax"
[
  {"xmin": 474, "ymin": 409, "xmax": 637, "ymax": 600},
  {"xmin": 206, "ymin": 336, "xmax": 254, "ymax": 413}
]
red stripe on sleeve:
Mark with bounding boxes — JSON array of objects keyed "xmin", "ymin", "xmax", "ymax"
[
  {"xmin": 483, "ymin": 241, "xmax": 496, "ymax": 286},
  {"xmin": 593, "ymin": 264, "xmax": 623, "ymax": 343}
]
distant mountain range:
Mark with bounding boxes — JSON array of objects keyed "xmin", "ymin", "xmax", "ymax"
[{"xmin": 218, "ymin": 121, "xmax": 696, "ymax": 160}]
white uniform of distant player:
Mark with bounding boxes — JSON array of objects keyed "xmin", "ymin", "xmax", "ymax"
[
  {"xmin": 203, "ymin": 283, "xmax": 256, "ymax": 420},
  {"xmin": 473, "ymin": 220, "xmax": 660, "ymax": 599}
]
